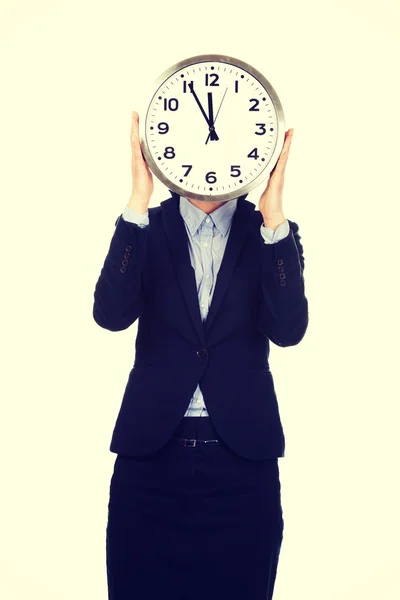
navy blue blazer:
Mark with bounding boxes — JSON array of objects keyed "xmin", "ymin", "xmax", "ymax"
[{"xmin": 93, "ymin": 192, "xmax": 308, "ymax": 460}]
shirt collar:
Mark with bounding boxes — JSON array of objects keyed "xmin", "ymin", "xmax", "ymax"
[{"xmin": 179, "ymin": 195, "xmax": 238, "ymax": 238}]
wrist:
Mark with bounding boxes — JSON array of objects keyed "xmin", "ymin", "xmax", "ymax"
[
  {"xmin": 262, "ymin": 214, "xmax": 286, "ymax": 231},
  {"xmin": 128, "ymin": 194, "xmax": 150, "ymax": 214}
]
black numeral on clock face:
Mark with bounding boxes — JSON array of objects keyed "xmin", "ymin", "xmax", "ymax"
[
  {"xmin": 163, "ymin": 98, "xmax": 179, "ymax": 111},
  {"xmin": 158, "ymin": 122, "xmax": 169, "ymax": 134},
  {"xmin": 205, "ymin": 171, "xmax": 217, "ymax": 183},
  {"xmin": 182, "ymin": 165, "xmax": 192, "ymax": 177},
  {"xmin": 255, "ymin": 123, "xmax": 266, "ymax": 135},
  {"xmin": 247, "ymin": 148, "xmax": 259, "ymax": 159},
  {"xmin": 205, "ymin": 73, "xmax": 219, "ymax": 86},
  {"xmin": 230, "ymin": 166, "xmax": 241, "ymax": 177},
  {"xmin": 235, "ymin": 80, "xmax": 239, "ymax": 93},
  {"xmin": 249, "ymin": 99, "xmax": 260, "ymax": 111},
  {"xmin": 163, "ymin": 147, "xmax": 175, "ymax": 159}
]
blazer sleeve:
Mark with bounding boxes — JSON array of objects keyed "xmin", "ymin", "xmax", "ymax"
[
  {"xmin": 259, "ymin": 219, "xmax": 309, "ymax": 347},
  {"xmin": 92, "ymin": 214, "xmax": 149, "ymax": 331}
]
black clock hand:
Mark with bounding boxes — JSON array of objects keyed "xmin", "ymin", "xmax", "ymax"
[
  {"xmin": 206, "ymin": 93, "xmax": 219, "ymax": 144},
  {"xmin": 188, "ymin": 82, "xmax": 211, "ymax": 125},
  {"xmin": 206, "ymin": 87, "xmax": 228, "ymax": 144},
  {"xmin": 188, "ymin": 82, "xmax": 218, "ymax": 140}
]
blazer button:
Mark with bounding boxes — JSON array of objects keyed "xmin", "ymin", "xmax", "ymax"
[
  {"xmin": 126, "ymin": 245, "xmax": 132, "ymax": 251},
  {"xmin": 280, "ymin": 279, "xmax": 286, "ymax": 287},
  {"xmin": 197, "ymin": 349, "xmax": 208, "ymax": 358},
  {"xmin": 277, "ymin": 259, "xmax": 284, "ymax": 266},
  {"xmin": 122, "ymin": 259, "xmax": 129, "ymax": 266},
  {"xmin": 120, "ymin": 265, "xmax": 127, "ymax": 273}
]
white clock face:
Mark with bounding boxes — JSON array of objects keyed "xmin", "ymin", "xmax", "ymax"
[{"xmin": 140, "ymin": 56, "xmax": 285, "ymax": 202}]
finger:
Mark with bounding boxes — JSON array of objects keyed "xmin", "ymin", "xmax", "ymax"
[
  {"xmin": 275, "ymin": 130, "xmax": 293, "ymax": 169},
  {"xmin": 282, "ymin": 129, "xmax": 293, "ymax": 152},
  {"xmin": 131, "ymin": 111, "xmax": 144, "ymax": 164},
  {"xmin": 271, "ymin": 154, "xmax": 289, "ymax": 178},
  {"xmin": 131, "ymin": 111, "xmax": 139, "ymax": 143}
]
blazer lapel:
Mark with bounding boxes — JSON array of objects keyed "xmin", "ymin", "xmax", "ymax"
[
  {"xmin": 204, "ymin": 199, "xmax": 255, "ymax": 335},
  {"xmin": 161, "ymin": 194, "xmax": 255, "ymax": 344}
]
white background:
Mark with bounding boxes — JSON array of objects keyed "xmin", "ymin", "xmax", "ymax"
[{"xmin": 1, "ymin": 1, "xmax": 399, "ymax": 598}]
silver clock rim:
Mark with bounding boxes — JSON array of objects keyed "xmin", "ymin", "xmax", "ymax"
[{"xmin": 137, "ymin": 53, "xmax": 286, "ymax": 203}]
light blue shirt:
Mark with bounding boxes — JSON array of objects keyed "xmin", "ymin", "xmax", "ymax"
[{"xmin": 122, "ymin": 196, "xmax": 290, "ymax": 417}]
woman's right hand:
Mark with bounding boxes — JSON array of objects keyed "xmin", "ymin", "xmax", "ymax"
[{"xmin": 129, "ymin": 111, "xmax": 154, "ymax": 211}]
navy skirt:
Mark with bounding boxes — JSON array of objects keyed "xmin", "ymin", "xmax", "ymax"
[{"xmin": 106, "ymin": 416, "xmax": 284, "ymax": 600}]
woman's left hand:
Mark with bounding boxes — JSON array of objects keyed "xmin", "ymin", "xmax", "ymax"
[{"xmin": 258, "ymin": 128, "xmax": 294, "ymax": 227}]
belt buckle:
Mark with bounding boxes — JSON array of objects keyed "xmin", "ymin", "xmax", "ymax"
[{"xmin": 183, "ymin": 438, "xmax": 197, "ymax": 447}]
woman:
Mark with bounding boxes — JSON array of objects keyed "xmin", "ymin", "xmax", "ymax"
[{"xmin": 93, "ymin": 111, "xmax": 307, "ymax": 599}]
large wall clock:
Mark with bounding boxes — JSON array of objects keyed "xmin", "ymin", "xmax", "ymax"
[{"xmin": 138, "ymin": 53, "xmax": 286, "ymax": 202}]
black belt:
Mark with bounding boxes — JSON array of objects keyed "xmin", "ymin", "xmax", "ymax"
[{"xmin": 172, "ymin": 436, "xmax": 219, "ymax": 447}]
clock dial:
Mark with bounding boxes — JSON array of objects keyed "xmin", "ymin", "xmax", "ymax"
[{"xmin": 139, "ymin": 55, "xmax": 285, "ymax": 202}]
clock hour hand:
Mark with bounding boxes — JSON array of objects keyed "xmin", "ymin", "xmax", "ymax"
[
  {"xmin": 206, "ymin": 92, "xmax": 219, "ymax": 144},
  {"xmin": 188, "ymin": 82, "xmax": 219, "ymax": 141},
  {"xmin": 206, "ymin": 87, "xmax": 227, "ymax": 144}
]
